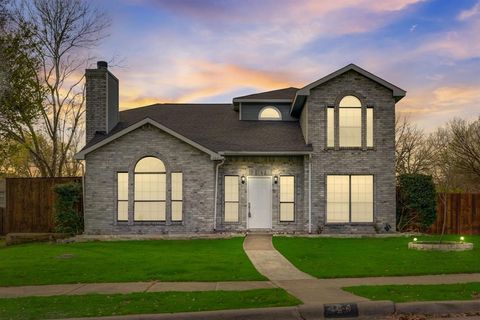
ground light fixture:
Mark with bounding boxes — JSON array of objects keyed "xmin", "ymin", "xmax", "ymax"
[
  {"xmin": 413, "ymin": 237, "xmax": 418, "ymax": 242},
  {"xmin": 241, "ymin": 176, "xmax": 246, "ymax": 184},
  {"xmin": 460, "ymin": 236, "xmax": 465, "ymax": 242}
]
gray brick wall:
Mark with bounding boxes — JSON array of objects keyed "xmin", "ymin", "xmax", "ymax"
[
  {"xmin": 216, "ymin": 156, "xmax": 307, "ymax": 233},
  {"xmin": 85, "ymin": 64, "xmax": 119, "ymax": 143},
  {"xmin": 301, "ymin": 69, "xmax": 396, "ymax": 233},
  {"xmin": 84, "ymin": 124, "xmax": 215, "ymax": 234},
  {"xmin": 85, "ymin": 69, "xmax": 107, "ymax": 143}
]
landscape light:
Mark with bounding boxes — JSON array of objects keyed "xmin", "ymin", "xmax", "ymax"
[
  {"xmin": 413, "ymin": 238, "xmax": 417, "ymax": 242},
  {"xmin": 460, "ymin": 236, "xmax": 465, "ymax": 242}
]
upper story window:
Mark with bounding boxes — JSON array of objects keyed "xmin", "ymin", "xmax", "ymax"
[
  {"xmin": 327, "ymin": 95, "xmax": 374, "ymax": 149},
  {"xmin": 339, "ymin": 95, "xmax": 362, "ymax": 147},
  {"xmin": 258, "ymin": 106, "xmax": 282, "ymax": 120}
]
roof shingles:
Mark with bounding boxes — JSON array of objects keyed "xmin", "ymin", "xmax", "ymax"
[{"xmin": 82, "ymin": 103, "xmax": 311, "ymax": 154}]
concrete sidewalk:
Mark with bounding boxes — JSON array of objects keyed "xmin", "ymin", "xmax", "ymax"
[
  {"xmin": 243, "ymin": 234, "xmax": 480, "ymax": 305},
  {"xmin": 0, "ymin": 281, "xmax": 275, "ymax": 298}
]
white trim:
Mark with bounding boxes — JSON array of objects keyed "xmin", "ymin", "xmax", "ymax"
[{"xmin": 75, "ymin": 118, "xmax": 224, "ymax": 160}]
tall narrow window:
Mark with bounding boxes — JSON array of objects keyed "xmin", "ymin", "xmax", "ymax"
[
  {"xmin": 224, "ymin": 176, "xmax": 239, "ymax": 222},
  {"xmin": 339, "ymin": 95, "xmax": 362, "ymax": 147},
  {"xmin": 351, "ymin": 175, "xmax": 373, "ymax": 222},
  {"xmin": 326, "ymin": 175, "xmax": 350, "ymax": 223},
  {"xmin": 117, "ymin": 172, "xmax": 128, "ymax": 221},
  {"xmin": 134, "ymin": 157, "xmax": 166, "ymax": 221},
  {"xmin": 326, "ymin": 175, "xmax": 374, "ymax": 223},
  {"xmin": 171, "ymin": 172, "xmax": 183, "ymax": 222},
  {"xmin": 327, "ymin": 107, "xmax": 335, "ymax": 148},
  {"xmin": 366, "ymin": 107, "xmax": 373, "ymax": 148},
  {"xmin": 280, "ymin": 176, "xmax": 295, "ymax": 221}
]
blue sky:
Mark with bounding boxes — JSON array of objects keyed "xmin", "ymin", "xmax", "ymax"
[{"xmin": 92, "ymin": 0, "xmax": 480, "ymax": 131}]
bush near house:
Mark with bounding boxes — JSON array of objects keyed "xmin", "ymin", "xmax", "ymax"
[
  {"xmin": 396, "ymin": 174, "xmax": 437, "ymax": 232},
  {"xmin": 54, "ymin": 182, "xmax": 83, "ymax": 235}
]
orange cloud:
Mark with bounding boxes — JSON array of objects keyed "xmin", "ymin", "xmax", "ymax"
[
  {"xmin": 398, "ymin": 85, "xmax": 480, "ymax": 117},
  {"xmin": 118, "ymin": 59, "xmax": 299, "ymax": 108}
]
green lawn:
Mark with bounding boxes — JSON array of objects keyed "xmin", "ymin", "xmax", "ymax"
[
  {"xmin": 0, "ymin": 289, "xmax": 300, "ymax": 320},
  {"xmin": 0, "ymin": 237, "xmax": 265, "ymax": 286},
  {"xmin": 273, "ymin": 235, "xmax": 480, "ymax": 278},
  {"xmin": 344, "ymin": 282, "xmax": 480, "ymax": 302}
]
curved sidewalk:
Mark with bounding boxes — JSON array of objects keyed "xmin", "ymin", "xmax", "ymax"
[{"xmin": 243, "ymin": 234, "xmax": 480, "ymax": 305}]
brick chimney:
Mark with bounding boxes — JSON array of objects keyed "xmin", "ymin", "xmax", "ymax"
[{"xmin": 85, "ymin": 61, "xmax": 119, "ymax": 143}]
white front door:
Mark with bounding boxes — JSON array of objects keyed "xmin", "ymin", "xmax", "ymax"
[{"xmin": 247, "ymin": 176, "xmax": 272, "ymax": 229}]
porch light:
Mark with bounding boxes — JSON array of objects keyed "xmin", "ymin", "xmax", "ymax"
[
  {"xmin": 274, "ymin": 176, "xmax": 278, "ymax": 184},
  {"xmin": 241, "ymin": 176, "xmax": 246, "ymax": 184}
]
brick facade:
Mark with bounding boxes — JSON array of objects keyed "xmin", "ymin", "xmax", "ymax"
[
  {"xmin": 82, "ymin": 66, "xmax": 398, "ymax": 235},
  {"xmin": 84, "ymin": 124, "xmax": 215, "ymax": 234},
  {"xmin": 216, "ymin": 156, "xmax": 307, "ymax": 233},
  {"xmin": 303, "ymin": 70, "xmax": 396, "ymax": 233}
]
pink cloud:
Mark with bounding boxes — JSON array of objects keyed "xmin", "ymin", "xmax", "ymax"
[{"xmin": 458, "ymin": 1, "xmax": 480, "ymax": 20}]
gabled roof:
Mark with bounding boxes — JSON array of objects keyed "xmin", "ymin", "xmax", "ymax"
[
  {"xmin": 76, "ymin": 103, "xmax": 312, "ymax": 160},
  {"xmin": 291, "ymin": 64, "xmax": 406, "ymax": 116},
  {"xmin": 233, "ymin": 87, "xmax": 298, "ymax": 104}
]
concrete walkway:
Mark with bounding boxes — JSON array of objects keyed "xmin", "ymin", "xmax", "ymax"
[
  {"xmin": 0, "ymin": 281, "xmax": 275, "ymax": 298},
  {"xmin": 243, "ymin": 234, "xmax": 480, "ymax": 305}
]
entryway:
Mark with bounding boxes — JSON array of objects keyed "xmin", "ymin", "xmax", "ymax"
[{"xmin": 247, "ymin": 176, "xmax": 272, "ymax": 230}]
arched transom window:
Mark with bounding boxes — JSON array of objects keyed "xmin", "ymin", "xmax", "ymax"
[
  {"xmin": 258, "ymin": 106, "xmax": 282, "ymax": 120},
  {"xmin": 134, "ymin": 157, "xmax": 166, "ymax": 221},
  {"xmin": 327, "ymin": 94, "xmax": 374, "ymax": 148},
  {"xmin": 339, "ymin": 95, "xmax": 362, "ymax": 147}
]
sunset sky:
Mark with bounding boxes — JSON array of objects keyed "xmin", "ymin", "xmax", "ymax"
[{"xmin": 92, "ymin": 0, "xmax": 480, "ymax": 131}]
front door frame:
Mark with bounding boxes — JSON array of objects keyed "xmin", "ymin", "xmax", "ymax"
[{"xmin": 246, "ymin": 176, "xmax": 273, "ymax": 230}]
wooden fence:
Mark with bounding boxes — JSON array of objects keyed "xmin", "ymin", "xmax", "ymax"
[
  {"xmin": 3, "ymin": 177, "xmax": 82, "ymax": 234},
  {"xmin": 0, "ymin": 207, "xmax": 4, "ymax": 236},
  {"xmin": 429, "ymin": 193, "xmax": 480, "ymax": 235}
]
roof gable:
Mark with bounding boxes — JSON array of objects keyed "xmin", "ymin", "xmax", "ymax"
[
  {"xmin": 75, "ymin": 117, "xmax": 223, "ymax": 160},
  {"xmin": 291, "ymin": 64, "xmax": 406, "ymax": 116}
]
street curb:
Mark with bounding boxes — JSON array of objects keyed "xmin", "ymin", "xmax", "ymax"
[
  {"xmin": 59, "ymin": 300, "xmax": 480, "ymax": 320},
  {"xmin": 395, "ymin": 300, "xmax": 480, "ymax": 315},
  {"xmin": 60, "ymin": 306, "xmax": 304, "ymax": 320}
]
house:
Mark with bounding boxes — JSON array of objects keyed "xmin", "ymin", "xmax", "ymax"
[{"xmin": 76, "ymin": 61, "xmax": 405, "ymax": 234}]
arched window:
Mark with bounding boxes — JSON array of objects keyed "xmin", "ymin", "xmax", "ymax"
[
  {"xmin": 134, "ymin": 157, "xmax": 166, "ymax": 221},
  {"xmin": 339, "ymin": 95, "xmax": 362, "ymax": 147},
  {"xmin": 258, "ymin": 106, "xmax": 282, "ymax": 120}
]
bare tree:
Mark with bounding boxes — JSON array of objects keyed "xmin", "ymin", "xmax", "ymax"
[
  {"xmin": 0, "ymin": 0, "xmax": 109, "ymax": 177},
  {"xmin": 395, "ymin": 115, "xmax": 434, "ymax": 176},
  {"xmin": 449, "ymin": 117, "xmax": 480, "ymax": 183}
]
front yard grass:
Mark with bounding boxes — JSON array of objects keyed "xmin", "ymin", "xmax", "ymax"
[
  {"xmin": 273, "ymin": 235, "xmax": 480, "ymax": 278},
  {"xmin": 343, "ymin": 282, "xmax": 480, "ymax": 302},
  {"xmin": 0, "ymin": 289, "xmax": 300, "ymax": 320},
  {"xmin": 0, "ymin": 237, "xmax": 265, "ymax": 286}
]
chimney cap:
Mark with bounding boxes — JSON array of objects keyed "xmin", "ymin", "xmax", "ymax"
[{"xmin": 97, "ymin": 61, "xmax": 108, "ymax": 69}]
